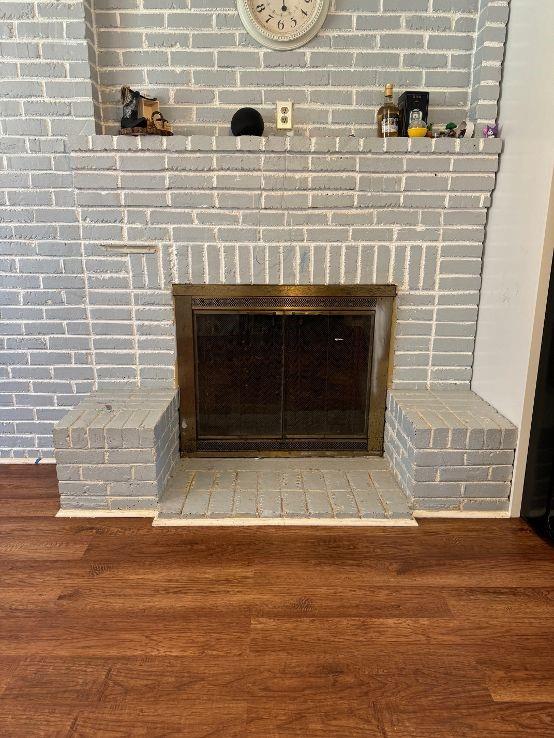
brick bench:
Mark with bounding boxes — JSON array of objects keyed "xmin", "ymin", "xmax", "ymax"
[
  {"xmin": 53, "ymin": 388, "xmax": 179, "ymax": 514},
  {"xmin": 384, "ymin": 389, "xmax": 517, "ymax": 513}
]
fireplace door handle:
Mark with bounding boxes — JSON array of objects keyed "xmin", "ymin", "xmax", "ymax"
[{"xmin": 334, "ymin": 338, "xmax": 344, "ymax": 342}]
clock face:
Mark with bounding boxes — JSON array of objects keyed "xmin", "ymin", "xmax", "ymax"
[{"xmin": 237, "ymin": 0, "xmax": 330, "ymax": 50}]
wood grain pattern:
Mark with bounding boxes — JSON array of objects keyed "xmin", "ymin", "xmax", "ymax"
[{"xmin": 0, "ymin": 464, "xmax": 553, "ymax": 737}]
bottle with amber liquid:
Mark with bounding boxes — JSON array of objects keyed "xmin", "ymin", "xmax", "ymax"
[{"xmin": 377, "ymin": 83, "xmax": 400, "ymax": 138}]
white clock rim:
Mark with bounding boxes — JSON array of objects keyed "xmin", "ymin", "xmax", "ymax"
[{"xmin": 236, "ymin": 0, "xmax": 330, "ymax": 51}]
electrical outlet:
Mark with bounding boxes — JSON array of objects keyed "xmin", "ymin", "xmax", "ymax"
[{"xmin": 276, "ymin": 101, "xmax": 293, "ymax": 131}]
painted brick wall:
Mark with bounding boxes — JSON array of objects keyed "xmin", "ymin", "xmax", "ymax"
[
  {"xmin": 469, "ymin": 0, "xmax": 508, "ymax": 131},
  {"xmin": 0, "ymin": 0, "xmax": 96, "ymax": 458},
  {"xmin": 92, "ymin": 0, "xmax": 508, "ymax": 135},
  {"xmin": 0, "ymin": 0, "xmax": 509, "ymax": 459},
  {"xmin": 0, "ymin": 0, "xmax": 96, "ymax": 137},
  {"xmin": 68, "ymin": 134, "xmax": 501, "ymax": 389}
]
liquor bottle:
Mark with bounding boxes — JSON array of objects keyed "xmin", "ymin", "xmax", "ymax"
[{"xmin": 377, "ymin": 83, "xmax": 400, "ymax": 138}]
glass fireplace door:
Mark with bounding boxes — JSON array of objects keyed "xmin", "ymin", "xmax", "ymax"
[
  {"xmin": 284, "ymin": 314, "xmax": 373, "ymax": 439},
  {"xmin": 194, "ymin": 311, "xmax": 373, "ymax": 448},
  {"xmin": 195, "ymin": 313, "xmax": 283, "ymax": 439}
]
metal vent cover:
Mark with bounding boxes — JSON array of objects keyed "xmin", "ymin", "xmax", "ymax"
[
  {"xmin": 197, "ymin": 439, "xmax": 368, "ymax": 452},
  {"xmin": 191, "ymin": 296, "xmax": 378, "ymax": 309}
]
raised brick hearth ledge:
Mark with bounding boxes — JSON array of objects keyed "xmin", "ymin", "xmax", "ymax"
[
  {"xmin": 54, "ymin": 389, "xmax": 179, "ymax": 514},
  {"xmin": 385, "ymin": 389, "xmax": 517, "ymax": 514},
  {"xmin": 52, "ymin": 386, "xmax": 516, "ymax": 519}
]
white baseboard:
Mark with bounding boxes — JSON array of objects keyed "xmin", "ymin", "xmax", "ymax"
[
  {"xmin": 56, "ymin": 509, "xmax": 155, "ymax": 518},
  {"xmin": 0, "ymin": 458, "xmax": 56, "ymax": 464},
  {"xmin": 153, "ymin": 516, "xmax": 417, "ymax": 527},
  {"xmin": 413, "ymin": 509, "xmax": 510, "ymax": 519}
]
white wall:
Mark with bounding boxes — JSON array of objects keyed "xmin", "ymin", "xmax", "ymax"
[{"xmin": 471, "ymin": 0, "xmax": 554, "ymax": 515}]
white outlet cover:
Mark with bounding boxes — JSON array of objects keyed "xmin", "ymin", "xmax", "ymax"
[{"xmin": 276, "ymin": 101, "xmax": 293, "ymax": 130}]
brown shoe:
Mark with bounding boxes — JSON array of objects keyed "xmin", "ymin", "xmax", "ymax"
[{"xmin": 149, "ymin": 111, "xmax": 173, "ymax": 136}]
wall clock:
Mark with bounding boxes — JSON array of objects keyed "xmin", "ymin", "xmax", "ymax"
[{"xmin": 237, "ymin": 0, "xmax": 330, "ymax": 50}]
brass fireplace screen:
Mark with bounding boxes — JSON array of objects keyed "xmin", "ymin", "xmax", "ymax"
[{"xmin": 173, "ymin": 285, "xmax": 395, "ymax": 455}]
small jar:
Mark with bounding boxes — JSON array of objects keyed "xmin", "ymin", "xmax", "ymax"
[{"xmin": 408, "ymin": 109, "xmax": 427, "ymax": 138}]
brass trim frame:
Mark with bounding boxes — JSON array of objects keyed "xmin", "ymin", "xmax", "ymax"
[
  {"xmin": 173, "ymin": 284, "xmax": 396, "ymax": 457},
  {"xmin": 173, "ymin": 284, "xmax": 396, "ymax": 298}
]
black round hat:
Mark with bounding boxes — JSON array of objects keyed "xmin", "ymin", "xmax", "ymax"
[{"xmin": 231, "ymin": 107, "xmax": 265, "ymax": 137}]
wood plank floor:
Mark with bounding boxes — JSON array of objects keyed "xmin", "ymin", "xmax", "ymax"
[{"xmin": 1, "ymin": 464, "xmax": 553, "ymax": 737}]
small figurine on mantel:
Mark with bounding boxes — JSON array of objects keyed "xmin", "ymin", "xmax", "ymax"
[
  {"xmin": 425, "ymin": 119, "xmax": 475, "ymax": 139},
  {"xmin": 454, "ymin": 120, "xmax": 474, "ymax": 139},
  {"xmin": 119, "ymin": 86, "xmax": 173, "ymax": 136},
  {"xmin": 483, "ymin": 123, "xmax": 499, "ymax": 138}
]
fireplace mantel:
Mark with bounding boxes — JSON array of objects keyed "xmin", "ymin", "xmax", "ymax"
[{"xmin": 67, "ymin": 134, "xmax": 503, "ymax": 155}]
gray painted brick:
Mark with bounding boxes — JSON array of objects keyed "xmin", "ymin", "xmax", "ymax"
[
  {"xmin": 301, "ymin": 471, "xmax": 326, "ymax": 491},
  {"xmin": 305, "ymin": 490, "xmax": 333, "ymax": 517},
  {"xmin": 346, "ymin": 471, "xmax": 373, "ymax": 491},
  {"xmin": 181, "ymin": 488, "xmax": 210, "ymax": 517},
  {"xmin": 352, "ymin": 487, "xmax": 387, "ymax": 518},
  {"xmin": 411, "ymin": 497, "xmax": 461, "ymax": 511},
  {"xmin": 463, "ymin": 482, "xmax": 510, "ymax": 499},
  {"xmin": 439, "ymin": 466, "xmax": 488, "ymax": 482},
  {"xmin": 207, "ymin": 488, "xmax": 234, "ymax": 518},
  {"xmin": 236, "ymin": 470, "xmax": 258, "ymax": 491},
  {"xmin": 380, "ymin": 487, "xmax": 412, "ymax": 519},
  {"xmin": 110, "ymin": 496, "xmax": 157, "ymax": 511},
  {"xmin": 413, "ymin": 481, "xmax": 463, "ymax": 497},
  {"xmin": 323, "ymin": 471, "xmax": 349, "ymax": 490},
  {"xmin": 53, "ymin": 388, "xmax": 178, "ymax": 512},
  {"xmin": 109, "ymin": 480, "xmax": 158, "ymax": 498},
  {"xmin": 59, "ymin": 496, "xmax": 109, "ymax": 510},
  {"xmin": 386, "ymin": 389, "xmax": 516, "ymax": 512},
  {"xmin": 259, "ymin": 489, "xmax": 282, "ymax": 518},
  {"xmin": 58, "ymin": 481, "xmax": 108, "ymax": 497},
  {"xmin": 465, "ymin": 449, "xmax": 514, "ymax": 465},
  {"xmin": 2, "ymin": 0, "xmax": 508, "ymax": 466},
  {"xmin": 233, "ymin": 489, "xmax": 258, "ymax": 518},
  {"xmin": 489, "ymin": 465, "xmax": 513, "ymax": 482},
  {"xmin": 329, "ymin": 489, "xmax": 359, "ymax": 518},
  {"xmin": 282, "ymin": 490, "xmax": 308, "ymax": 518}
]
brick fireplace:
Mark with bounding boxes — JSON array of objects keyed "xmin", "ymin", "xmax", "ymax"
[
  {"xmin": 50, "ymin": 133, "xmax": 517, "ymax": 518},
  {"xmin": 0, "ymin": 0, "xmax": 518, "ymax": 518}
]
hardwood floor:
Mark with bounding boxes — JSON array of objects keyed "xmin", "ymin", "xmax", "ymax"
[{"xmin": 0, "ymin": 464, "xmax": 553, "ymax": 737}]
